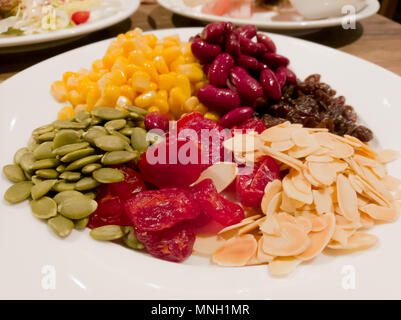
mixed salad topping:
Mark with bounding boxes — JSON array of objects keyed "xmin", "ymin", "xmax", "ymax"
[
  {"xmin": 0, "ymin": 0, "xmax": 121, "ymax": 36},
  {"xmin": 3, "ymin": 23, "xmax": 400, "ymax": 277}
]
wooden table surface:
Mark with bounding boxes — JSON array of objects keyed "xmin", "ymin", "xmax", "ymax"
[{"xmin": 1, "ymin": 3, "xmax": 401, "ymax": 84}]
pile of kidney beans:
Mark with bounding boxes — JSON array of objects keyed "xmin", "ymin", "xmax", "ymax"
[
  {"xmin": 191, "ymin": 22, "xmax": 373, "ymax": 142},
  {"xmin": 88, "ymin": 112, "xmax": 280, "ymax": 263}
]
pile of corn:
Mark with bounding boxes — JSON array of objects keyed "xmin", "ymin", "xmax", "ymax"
[{"xmin": 51, "ymin": 28, "xmax": 219, "ymax": 121}]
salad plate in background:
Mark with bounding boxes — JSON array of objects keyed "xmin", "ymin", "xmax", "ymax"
[
  {"xmin": 0, "ymin": 0, "xmax": 139, "ymax": 50},
  {"xmin": 157, "ymin": 0, "xmax": 379, "ymax": 30}
]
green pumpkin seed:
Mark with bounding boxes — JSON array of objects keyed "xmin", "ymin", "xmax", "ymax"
[
  {"xmin": 56, "ymin": 164, "xmax": 66, "ymax": 173},
  {"xmin": 53, "ymin": 119, "xmax": 88, "ymax": 130},
  {"xmin": 74, "ymin": 110, "xmax": 91, "ymax": 123},
  {"xmin": 27, "ymin": 135, "xmax": 39, "ymax": 151},
  {"xmin": 48, "ymin": 215, "xmax": 74, "ymax": 238},
  {"xmin": 52, "ymin": 142, "xmax": 90, "ymax": 156},
  {"xmin": 128, "ymin": 112, "xmax": 145, "ymax": 120},
  {"xmin": 124, "ymin": 105, "xmax": 148, "ymax": 116},
  {"xmin": 14, "ymin": 147, "xmax": 30, "ymax": 165},
  {"xmin": 83, "ymin": 126, "xmax": 108, "ymax": 145},
  {"xmin": 75, "ymin": 177, "xmax": 101, "ymax": 191},
  {"xmin": 136, "ymin": 120, "xmax": 145, "ymax": 129},
  {"xmin": 90, "ymin": 225, "xmax": 125, "ymax": 241},
  {"xmin": 65, "ymin": 154, "xmax": 102, "ymax": 171},
  {"xmin": 33, "ymin": 141, "xmax": 55, "ymax": 160},
  {"xmin": 31, "ymin": 158, "xmax": 60, "ymax": 170},
  {"xmin": 53, "ymin": 180, "xmax": 76, "ymax": 192},
  {"xmin": 31, "ymin": 175, "xmax": 44, "ymax": 185},
  {"xmin": 35, "ymin": 169, "xmax": 59, "ymax": 179},
  {"xmin": 53, "ymin": 130, "xmax": 81, "ymax": 149},
  {"xmin": 92, "ymin": 168, "xmax": 124, "ymax": 184},
  {"xmin": 90, "ymin": 117, "xmax": 102, "ymax": 125},
  {"xmin": 59, "ymin": 171, "xmax": 81, "ymax": 181},
  {"xmin": 4, "ymin": 181, "xmax": 33, "ymax": 203},
  {"xmin": 147, "ymin": 132, "xmax": 164, "ymax": 145},
  {"xmin": 53, "ymin": 190, "xmax": 84, "ymax": 204},
  {"xmin": 19, "ymin": 152, "xmax": 35, "ymax": 173},
  {"xmin": 123, "ymin": 227, "xmax": 144, "ymax": 250},
  {"xmin": 74, "ymin": 217, "xmax": 89, "ymax": 230},
  {"xmin": 31, "ymin": 179, "xmax": 57, "ymax": 200},
  {"xmin": 119, "ymin": 127, "xmax": 135, "ymax": 136},
  {"xmin": 81, "ymin": 163, "xmax": 102, "ymax": 174},
  {"xmin": 3, "ymin": 164, "xmax": 26, "ymax": 182},
  {"xmin": 94, "ymin": 135, "xmax": 127, "ymax": 151},
  {"xmin": 60, "ymin": 147, "xmax": 95, "ymax": 162},
  {"xmin": 30, "ymin": 197, "xmax": 57, "ymax": 219},
  {"xmin": 38, "ymin": 131, "xmax": 55, "ymax": 142},
  {"xmin": 109, "ymin": 129, "xmax": 131, "ymax": 144},
  {"xmin": 58, "ymin": 196, "xmax": 97, "ymax": 219},
  {"xmin": 101, "ymin": 151, "xmax": 139, "ymax": 165},
  {"xmin": 33, "ymin": 124, "xmax": 54, "ymax": 135},
  {"xmin": 131, "ymin": 127, "xmax": 149, "ymax": 152},
  {"xmin": 84, "ymin": 191, "xmax": 97, "ymax": 200},
  {"xmin": 92, "ymin": 106, "xmax": 127, "ymax": 120},
  {"xmin": 105, "ymin": 119, "xmax": 126, "ymax": 131}
]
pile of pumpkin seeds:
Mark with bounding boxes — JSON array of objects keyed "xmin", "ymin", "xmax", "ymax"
[{"xmin": 2, "ymin": 105, "xmax": 153, "ymax": 246}]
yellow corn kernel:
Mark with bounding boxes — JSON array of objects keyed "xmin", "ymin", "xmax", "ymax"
[
  {"xmin": 153, "ymin": 45, "xmax": 163, "ymax": 58},
  {"xmin": 116, "ymin": 96, "xmax": 132, "ymax": 108},
  {"xmin": 51, "ymin": 81, "xmax": 68, "ymax": 102},
  {"xmin": 175, "ymin": 74, "xmax": 191, "ymax": 98},
  {"xmin": 145, "ymin": 34, "xmax": 158, "ymax": 48},
  {"xmin": 194, "ymin": 103, "xmax": 208, "ymax": 115},
  {"xmin": 104, "ymin": 85, "xmax": 121, "ymax": 105},
  {"xmin": 97, "ymin": 73, "xmax": 113, "ymax": 92},
  {"xmin": 153, "ymin": 98, "xmax": 169, "ymax": 114},
  {"xmin": 131, "ymin": 71, "xmax": 151, "ymax": 92},
  {"xmin": 177, "ymin": 63, "xmax": 203, "ymax": 82},
  {"xmin": 183, "ymin": 96, "xmax": 199, "ymax": 112},
  {"xmin": 87, "ymin": 87, "xmax": 101, "ymax": 110},
  {"xmin": 68, "ymin": 90, "xmax": 84, "ymax": 106},
  {"xmin": 111, "ymin": 56, "xmax": 129, "ymax": 74},
  {"xmin": 148, "ymin": 106, "xmax": 160, "ymax": 113},
  {"xmin": 142, "ymin": 61, "xmax": 159, "ymax": 82},
  {"xmin": 66, "ymin": 76, "xmax": 79, "ymax": 91},
  {"xmin": 134, "ymin": 90, "xmax": 157, "ymax": 109},
  {"xmin": 125, "ymin": 30, "xmax": 137, "ymax": 39},
  {"xmin": 169, "ymin": 56, "xmax": 186, "ymax": 73},
  {"xmin": 204, "ymin": 111, "xmax": 220, "ymax": 122},
  {"xmin": 169, "ymin": 87, "xmax": 186, "ymax": 117},
  {"xmin": 143, "ymin": 48, "xmax": 153, "ymax": 60},
  {"xmin": 92, "ymin": 60, "xmax": 104, "ymax": 72},
  {"xmin": 156, "ymin": 89, "xmax": 168, "ymax": 100},
  {"xmin": 163, "ymin": 35, "xmax": 179, "ymax": 44},
  {"xmin": 117, "ymin": 33, "xmax": 127, "ymax": 42},
  {"xmin": 162, "ymin": 46, "xmax": 181, "ymax": 65},
  {"xmin": 158, "ymin": 73, "xmax": 176, "ymax": 91},
  {"xmin": 74, "ymin": 104, "xmax": 91, "ymax": 113},
  {"xmin": 103, "ymin": 49, "xmax": 123, "ymax": 69},
  {"xmin": 120, "ymin": 85, "xmax": 135, "ymax": 101},
  {"xmin": 149, "ymin": 82, "xmax": 158, "ymax": 91},
  {"xmin": 184, "ymin": 55, "xmax": 197, "ymax": 63},
  {"xmin": 77, "ymin": 78, "xmax": 95, "ymax": 100},
  {"xmin": 126, "ymin": 64, "xmax": 141, "ymax": 79},
  {"xmin": 194, "ymin": 80, "xmax": 208, "ymax": 92},
  {"xmin": 128, "ymin": 50, "xmax": 145, "ymax": 66},
  {"xmin": 58, "ymin": 106, "xmax": 75, "ymax": 120},
  {"xmin": 122, "ymin": 40, "xmax": 136, "ymax": 56},
  {"xmin": 62, "ymin": 72, "xmax": 77, "ymax": 84},
  {"xmin": 89, "ymin": 71, "xmax": 101, "ymax": 82},
  {"xmin": 154, "ymin": 56, "xmax": 169, "ymax": 74},
  {"xmin": 109, "ymin": 69, "xmax": 126, "ymax": 86}
]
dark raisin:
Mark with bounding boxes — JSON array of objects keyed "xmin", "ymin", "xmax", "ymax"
[{"xmin": 352, "ymin": 126, "xmax": 374, "ymax": 142}]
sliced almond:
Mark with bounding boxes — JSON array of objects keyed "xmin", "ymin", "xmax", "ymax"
[
  {"xmin": 262, "ymin": 146, "xmax": 305, "ymax": 171},
  {"xmin": 288, "ymin": 145, "xmax": 319, "ymax": 159},
  {"xmin": 376, "ymin": 149, "xmax": 399, "ymax": 164},
  {"xmin": 337, "ymin": 174, "xmax": 359, "ymax": 221},
  {"xmin": 360, "ymin": 166, "xmax": 393, "ymax": 203},
  {"xmin": 360, "ymin": 203, "xmax": 400, "ymax": 222},
  {"xmin": 282, "ymin": 174, "xmax": 313, "ymax": 204},
  {"xmin": 280, "ymin": 191, "xmax": 298, "ymax": 213},
  {"xmin": 359, "ymin": 212, "xmax": 375, "ymax": 229},
  {"xmin": 295, "ymin": 216, "xmax": 313, "ymax": 234},
  {"xmin": 261, "ymin": 180, "xmax": 282, "ymax": 214},
  {"xmin": 331, "ymin": 226, "xmax": 356, "ymax": 247},
  {"xmin": 276, "ymin": 212, "xmax": 297, "ymax": 225},
  {"xmin": 308, "ymin": 162, "xmax": 337, "ymax": 186},
  {"xmin": 260, "ymin": 215, "xmax": 281, "ymax": 236},
  {"xmin": 238, "ymin": 220, "xmax": 261, "ymax": 235},
  {"xmin": 314, "ymin": 132, "xmax": 354, "ymax": 158},
  {"xmin": 262, "ymin": 222, "xmax": 310, "ymax": 256},
  {"xmin": 223, "ymin": 134, "xmax": 260, "ymax": 153},
  {"xmin": 306, "ymin": 155, "xmax": 334, "ymax": 162},
  {"xmin": 395, "ymin": 189, "xmax": 401, "ymax": 200},
  {"xmin": 371, "ymin": 165, "xmax": 387, "ymax": 179},
  {"xmin": 303, "ymin": 168, "xmax": 322, "ymax": 187},
  {"xmin": 335, "ymin": 213, "xmax": 362, "ymax": 230},
  {"xmin": 307, "ymin": 213, "xmax": 328, "ymax": 232},
  {"xmin": 212, "ymin": 234, "xmax": 258, "ymax": 267},
  {"xmin": 291, "ymin": 170, "xmax": 311, "ymax": 194},
  {"xmin": 353, "ymin": 154, "xmax": 381, "ymax": 168},
  {"xmin": 297, "ymin": 212, "xmax": 335, "ymax": 261},
  {"xmin": 192, "ymin": 162, "xmax": 237, "ymax": 193},
  {"xmin": 382, "ymin": 175, "xmax": 401, "ymax": 191},
  {"xmin": 268, "ymin": 257, "xmax": 301, "ymax": 277},
  {"xmin": 327, "ymin": 232, "xmax": 377, "ymax": 251},
  {"xmin": 260, "ymin": 126, "xmax": 295, "ymax": 142},
  {"xmin": 247, "ymin": 238, "xmax": 275, "ymax": 265},
  {"xmin": 271, "ymin": 140, "xmax": 295, "ymax": 152},
  {"xmin": 291, "ymin": 128, "xmax": 315, "ymax": 148},
  {"xmin": 348, "ymin": 173, "xmax": 364, "ymax": 194},
  {"xmin": 313, "ymin": 188, "xmax": 333, "ymax": 215},
  {"xmin": 218, "ymin": 215, "xmax": 262, "ymax": 235},
  {"xmin": 193, "ymin": 235, "xmax": 226, "ymax": 257},
  {"xmin": 265, "ymin": 192, "xmax": 282, "ymax": 217}
]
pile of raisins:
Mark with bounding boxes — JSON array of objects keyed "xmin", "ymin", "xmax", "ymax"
[{"xmin": 255, "ymin": 74, "xmax": 374, "ymax": 142}]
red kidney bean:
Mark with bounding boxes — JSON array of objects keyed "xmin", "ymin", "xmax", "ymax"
[
  {"xmin": 237, "ymin": 54, "xmax": 259, "ymax": 71},
  {"xmin": 208, "ymin": 53, "xmax": 235, "ymax": 88},
  {"xmin": 277, "ymin": 66, "xmax": 297, "ymax": 84},
  {"xmin": 239, "ymin": 36, "xmax": 266, "ymax": 57},
  {"xmin": 230, "ymin": 66, "xmax": 264, "ymax": 101},
  {"xmin": 237, "ymin": 25, "xmax": 257, "ymax": 39},
  {"xmin": 218, "ymin": 107, "xmax": 254, "ymax": 128},
  {"xmin": 260, "ymin": 68, "xmax": 282, "ymax": 100},
  {"xmin": 224, "ymin": 22, "xmax": 235, "ymax": 36},
  {"xmin": 191, "ymin": 37, "xmax": 222, "ymax": 64},
  {"xmin": 145, "ymin": 112, "xmax": 170, "ymax": 132},
  {"xmin": 275, "ymin": 70, "xmax": 286, "ymax": 89},
  {"xmin": 261, "ymin": 52, "xmax": 290, "ymax": 69},
  {"xmin": 197, "ymin": 84, "xmax": 240, "ymax": 111},
  {"xmin": 202, "ymin": 64, "xmax": 210, "ymax": 75},
  {"xmin": 256, "ymin": 33, "xmax": 277, "ymax": 53},
  {"xmin": 201, "ymin": 22, "xmax": 226, "ymax": 44},
  {"xmin": 225, "ymin": 31, "xmax": 241, "ymax": 58}
]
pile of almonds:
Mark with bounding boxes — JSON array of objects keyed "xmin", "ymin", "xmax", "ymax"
[{"xmin": 193, "ymin": 122, "xmax": 400, "ymax": 277}]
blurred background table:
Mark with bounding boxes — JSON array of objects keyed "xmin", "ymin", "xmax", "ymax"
[{"xmin": 1, "ymin": 2, "xmax": 401, "ymax": 84}]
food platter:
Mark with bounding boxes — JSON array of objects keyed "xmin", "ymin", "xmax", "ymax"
[
  {"xmin": 0, "ymin": 27, "xmax": 400, "ymax": 299},
  {"xmin": 157, "ymin": 0, "xmax": 380, "ymax": 30}
]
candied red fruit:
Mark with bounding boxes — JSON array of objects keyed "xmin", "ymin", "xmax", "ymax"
[
  {"xmin": 236, "ymin": 155, "xmax": 280, "ymax": 207},
  {"xmin": 135, "ymin": 223, "xmax": 196, "ymax": 262},
  {"xmin": 124, "ymin": 188, "xmax": 200, "ymax": 232},
  {"xmin": 191, "ymin": 179, "xmax": 244, "ymax": 227},
  {"xmin": 108, "ymin": 165, "xmax": 146, "ymax": 200},
  {"xmin": 232, "ymin": 117, "xmax": 266, "ymax": 134}
]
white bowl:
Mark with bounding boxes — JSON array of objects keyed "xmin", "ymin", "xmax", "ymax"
[{"xmin": 289, "ymin": 0, "xmax": 367, "ymax": 19}]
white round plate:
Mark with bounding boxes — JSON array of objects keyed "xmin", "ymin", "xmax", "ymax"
[
  {"xmin": 0, "ymin": 0, "xmax": 139, "ymax": 50},
  {"xmin": 1, "ymin": 27, "xmax": 400, "ymax": 299},
  {"xmin": 158, "ymin": 0, "xmax": 379, "ymax": 30}
]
